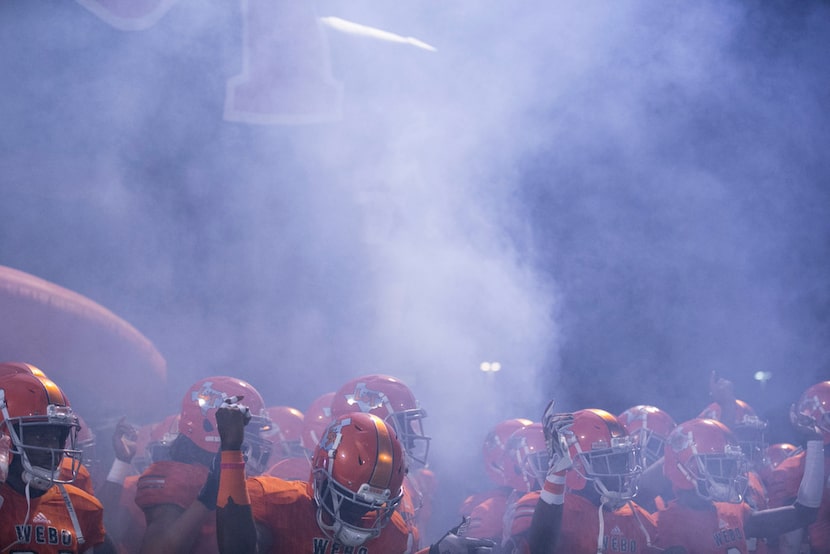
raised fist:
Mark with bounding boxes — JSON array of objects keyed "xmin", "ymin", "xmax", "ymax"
[{"xmin": 215, "ymin": 397, "xmax": 251, "ymax": 451}]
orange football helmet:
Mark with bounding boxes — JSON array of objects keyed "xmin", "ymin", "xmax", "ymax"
[
  {"xmin": 793, "ymin": 381, "xmax": 830, "ymax": 445},
  {"xmin": 311, "ymin": 412, "xmax": 405, "ymax": 547},
  {"xmin": 179, "ymin": 376, "xmax": 272, "ymax": 475},
  {"xmin": 503, "ymin": 422, "xmax": 548, "ymax": 493},
  {"xmin": 618, "ymin": 405, "xmax": 676, "ymax": 468},
  {"xmin": 0, "ymin": 371, "xmax": 81, "ymax": 490},
  {"xmin": 482, "ymin": 418, "xmax": 532, "ymax": 487},
  {"xmin": 562, "ymin": 409, "xmax": 641, "ymax": 501},
  {"xmin": 698, "ymin": 399, "xmax": 767, "ymax": 467},
  {"xmin": 331, "ymin": 374, "xmax": 430, "ymax": 468},
  {"xmin": 664, "ymin": 418, "xmax": 748, "ymax": 503}
]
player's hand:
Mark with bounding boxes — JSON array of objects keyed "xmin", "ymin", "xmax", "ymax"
[
  {"xmin": 216, "ymin": 396, "xmax": 251, "ymax": 451},
  {"xmin": 542, "ymin": 400, "xmax": 574, "ymax": 473},
  {"xmin": 430, "ymin": 519, "xmax": 495, "ymax": 554},
  {"xmin": 789, "ymin": 403, "xmax": 822, "ymax": 442},
  {"xmin": 111, "ymin": 417, "xmax": 138, "ymax": 463},
  {"xmin": 709, "ymin": 370, "xmax": 735, "ymax": 405}
]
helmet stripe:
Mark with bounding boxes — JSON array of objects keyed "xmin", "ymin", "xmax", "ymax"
[
  {"xmin": 36, "ymin": 375, "xmax": 67, "ymax": 407},
  {"xmin": 597, "ymin": 410, "xmax": 626, "ymax": 437},
  {"xmin": 370, "ymin": 418, "xmax": 394, "ymax": 489}
]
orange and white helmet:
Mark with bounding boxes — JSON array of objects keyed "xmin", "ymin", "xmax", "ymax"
[
  {"xmin": 664, "ymin": 418, "xmax": 748, "ymax": 503},
  {"xmin": 618, "ymin": 405, "xmax": 676, "ymax": 468},
  {"xmin": 698, "ymin": 399, "xmax": 768, "ymax": 467},
  {"xmin": 562, "ymin": 409, "xmax": 641, "ymax": 501},
  {"xmin": 179, "ymin": 376, "xmax": 272, "ymax": 475},
  {"xmin": 503, "ymin": 422, "xmax": 548, "ymax": 493},
  {"xmin": 311, "ymin": 412, "xmax": 405, "ymax": 547},
  {"xmin": 145, "ymin": 413, "xmax": 180, "ymax": 465},
  {"xmin": 793, "ymin": 381, "xmax": 830, "ymax": 445},
  {"xmin": 482, "ymin": 418, "xmax": 532, "ymax": 487},
  {"xmin": 331, "ymin": 374, "xmax": 430, "ymax": 468},
  {"xmin": 0, "ymin": 371, "xmax": 81, "ymax": 490}
]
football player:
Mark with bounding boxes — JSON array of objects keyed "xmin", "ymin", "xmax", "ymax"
[
  {"xmin": 655, "ymin": 417, "xmax": 823, "ymax": 552},
  {"xmin": 459, "ymin": 418, "xmax": 533, "ymax": 539},
  {"xmin": 134, "ymin": 376, "xmax": 272, "ymax": 554},
  {"xmin": 0, "ymin": 370, "xmax": 116, "ymax": 552},
  {"xmin": 330, "ymin": 374, "xmax": 433, "ymax": 548},
  {"xmin": 507, "ymin": 407, "xmax": 657, "ymax": 554},
  {"xmin": 765, "ymin": 381, "xmax": 830, "ymax": 554}
]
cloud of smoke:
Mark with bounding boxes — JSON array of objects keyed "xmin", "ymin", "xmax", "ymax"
[{"xmin": 1, "ymin": 0, "xmax": 829, "ymax": 542}]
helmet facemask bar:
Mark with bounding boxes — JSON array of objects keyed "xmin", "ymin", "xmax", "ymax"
[
  {"xmin": 632, "ymin": 428, "xmax": 667, "ymax": 468},
  {"xmin": 575, "ymin": 436, "xmax": 642, "ymax": 501},
  {"xmin": 241, "ymin": 414, "xmax": 272, "ymax": 476},
  {"xmin": 76, "ymin": 433, "xmax": 98, "ymax": 477},
  {"xmin": 686, "ymin": 445, "xmax": 748, "ymax": 503},
  {"xmin": 146, "ymin": 425, "xmax": 179, "ymax": 465},
  {"xmin": 525, "ymin": 450, "xmax": 550, "ymax": 489},
  {"xmin": 312, "ymin": 466, "xmax": 402, "ymax": 547},
  {"xmin": 1, "ymin": 397, "xmax": 81, "ymax": 490},
  {"xmin": 733, "ymin": 418, "xmax": 768, "ymax": 471},
  {"xmin": 387, "ymin": 409, "xmax": 430, "ymax": 468}
]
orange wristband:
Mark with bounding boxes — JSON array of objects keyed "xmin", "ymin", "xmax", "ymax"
[
  {"xmin": 217, "ymin": 451, "xmax": 250, "ymax": 508},
  {"xmin": 540, "ymin": 470, "xmax": 566, "ymax": 505}
]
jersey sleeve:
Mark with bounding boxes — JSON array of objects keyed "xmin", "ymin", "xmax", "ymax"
[{"xmin": 135, "ymin": 461, "xmax": 208, "ymax": 511}]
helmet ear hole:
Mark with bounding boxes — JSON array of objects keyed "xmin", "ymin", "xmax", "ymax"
[{"xmin": 202, "ymin": 419, "xmax": 213, "ymax": 433}]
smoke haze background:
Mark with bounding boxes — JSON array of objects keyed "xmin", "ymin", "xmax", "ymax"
[{"xmin": 1, "ymin": 0, "xmax": 829, "ymax": 541}]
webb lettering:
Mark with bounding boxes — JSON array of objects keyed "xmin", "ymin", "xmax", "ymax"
[
  {"xmin": 603, "ymin": 535, "xmax": 638, "ymax": 552},
  {"xmin": 14, "ymin": 524, "xmax": 73, "ymax": 546},
  {"xmin": 312, "ymin": 537, "xmax": 370, "ymax": 554},
  {"xmin": 712, "ymin": 526, "xmax": 744, "ymax": 546}
]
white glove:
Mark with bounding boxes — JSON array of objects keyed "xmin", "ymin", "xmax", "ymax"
[
  {"xmin": 542, "ymin": 400, "xmax": 574, "ymax": 473},
  {"xmin": 430, "ymin": 519, "xmax": 495, "ymax": 554},
  {"xmin": 430, "ymin": 534, "xmax": 495, "ymax": 554}
]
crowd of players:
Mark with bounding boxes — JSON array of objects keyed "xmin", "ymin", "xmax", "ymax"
[{"xmin": 0, "ymin": 360, "xmax": 827, "ymax": 553}]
